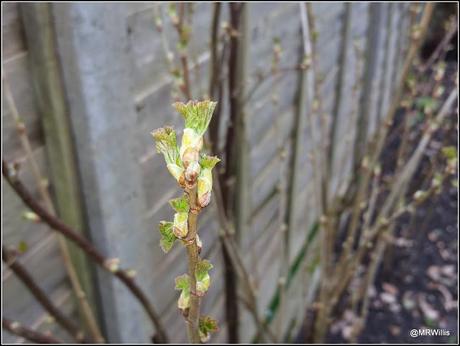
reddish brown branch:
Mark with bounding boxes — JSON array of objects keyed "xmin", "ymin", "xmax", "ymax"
[
  {"xmin": 2, "ymin": 247, "xmax": 87, "ymax": 342},
  {"xmin": 2, "ymin": 161, "xmax": 169, "ymax": 343},
  {"xmin": 3, "ymin": 318, "xmax": 63, "ymax": 344},
  {"xmin": 220, "ymin": 4, "xmax": 245, "ymax": 342}
]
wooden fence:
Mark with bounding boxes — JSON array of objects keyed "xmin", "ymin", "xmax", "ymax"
[{"xmin": 2, "ymin": 2, "xmax": 411, "ymax": 343}]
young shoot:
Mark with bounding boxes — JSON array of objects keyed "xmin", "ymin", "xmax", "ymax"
[{"xmin": 152, "ymin": 100, "xmax": 220, "ymax": 343}]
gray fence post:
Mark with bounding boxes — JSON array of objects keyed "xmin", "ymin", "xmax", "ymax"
[{"xmin": 51, "ymin": 3, "xmax": 151, "ymax": 342}]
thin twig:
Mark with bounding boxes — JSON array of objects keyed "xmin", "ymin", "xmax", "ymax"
[
  {"xmin": 211, "ymin": 170, "xmax": 277, "ymax": 342},
  {"xmin": 329, "ymin": 87, "xmax": 457, "ymax": 318},
  {"xmin": 3, "ymin": 74, "xmax": 104, "ymax": 343},
  {"xmin": 2, "ymin": 247, "xmax": 87, "ymax": 342},
  {"xmin": 184, "ymin": 186, "xmax": 201, "ymax": 343},
  {"xmin": 313, "ymin": 6, "xmax": 436, "ymax": 340},
  {"xmin": 420, "ymin": 19, "xmax": 457, "ymax": 73},
  {"xmin": 338, "ymin": 3, "xmax": 435, "ymax": 275},
  {"xmin": 2, "ymin": 162, "xmax": 169, "ymax": 343},
  {"xmin": 3, "ymin": 318, "xmax": 63, "ymax": 344}
]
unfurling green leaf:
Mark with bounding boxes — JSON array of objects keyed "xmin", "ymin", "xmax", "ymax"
[
  {"xmin": 199, "ymin": 155, "xmax": 220, "ymax": 169},
  {"xmin": 173, "ymin": 100, "xmax": 217, "ymax": 136},
  {"xmin": 199, "ymin": 315, "xmax": 219, "ymax": 342},
  {"xmin": 196, "ymin": 259, "xmax": 213, "ymax": 294},
  {"xmin": 151, "ymin": 127, "xmax": 184, "ymax": 183},
  {"xmin": 196, "ymin": 155, "xmax": 220, "ymax": 208},
  {"xmin": 173, "ymin": 212, "xmax": 188, "ymax": 238},
  {"xmin": 175, "ymin": 274, "xmax": 191, "ymax": 310},
  {"xmin": 158, "ymin": 221, "xmax": 177, "ymax": 253},
  {"xmin": 151, "ymin": 127, "xmax": 181, "ymax": 165},
  {"xmin": 169, "ymin": 195, "xmax": 190, "ymax": 213}
]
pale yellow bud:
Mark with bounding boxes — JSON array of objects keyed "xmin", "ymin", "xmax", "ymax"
[{"xmin": 185, "ymin": 161, "xmax": 201, "ymax": 184}]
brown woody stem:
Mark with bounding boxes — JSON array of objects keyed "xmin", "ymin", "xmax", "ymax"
[
  {"xmin": 2, "ymin": 247, "xmax": 86, "ymax": 342},
  {"xmin": 2, "ymin": 161, "xmax": 169, "ymax": 343},
  {"xmin": 185, "ymin": 185, "xmax": 201, "ymax": 343},
  {"xmin": 3, "ymin": 318, "xmax": 63, "ymax": 344}
]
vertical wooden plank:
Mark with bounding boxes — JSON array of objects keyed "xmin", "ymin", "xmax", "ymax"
[
  {"xmin": 376, "ymin": 3, "xmax": 396, "ymax": 123},
  {"xmin": 51, "ymin": 3, "xmax": 152, "ymax": 342},
  {"xmin": 328, "ymin": 3, "xmax": 351, "ymax": 179},
  {"xmin": 352, "ymin": 3, "xmax": 384, "ymax": 171},
  {"xmin": 231, "ymin": 3, "xmax": 250, "ymax": 246},
  {"xmin": 19, "ymin": 1, "xmax": 100, "ymax": 330},
  {"xmin": 391, "ymin": 3, "xmax": 411, "ymax": 98}
]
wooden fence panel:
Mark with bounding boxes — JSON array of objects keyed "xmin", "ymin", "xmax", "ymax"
[{"xmin": 2, "ymin": 2, "xmax": 412, "ymax": 343}]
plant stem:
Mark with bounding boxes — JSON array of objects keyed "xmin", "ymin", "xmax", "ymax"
[
  {"xmin": 176, "ymin": 3, "xmax": 191, "ymax": 100},
  {"xmin": 185, "ymin": 185, "xmax": 201, "ymax": 343},
  {"xmin": 2, "ymin": 161, "xmax": 169, "ymax": 343},
  {"xmin": 2, "ymin": 247, "xmax": 86, "ymax": 342},
  {"xmin": 212, "ymin": 170, "xmax": 277, "ymax": 342},
  {"xmin": 312, "ymin": 6, "xmax": 436, "ymax": 339},
  {"xmin": 337, "ymin": 2, "xmax": 435, "ymax": 276},
  {"xmin": 420, "ymin": 17, "xmax": 457, "ymax": 72},
  {"xmin": 3, "ymin": 318, "xmax": 63, "ymax": 344},
  {"xmin": 324, "ymin": 89, "xmax": 456, "ymax": 328},
  {"xmin": 3, "ymin": 74, "xmax": 104, "ymax": 343}
]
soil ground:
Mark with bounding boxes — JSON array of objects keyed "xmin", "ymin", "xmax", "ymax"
[{"xmin": 295, "ymin": 60, "xmax": 458, "ymax": 344}]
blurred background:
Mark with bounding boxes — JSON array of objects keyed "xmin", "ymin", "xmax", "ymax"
[{"xmin": 2, "ymin": 2, "xmax": 458, "ymax": 344}]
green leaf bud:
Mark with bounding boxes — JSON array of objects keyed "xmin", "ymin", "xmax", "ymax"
[
  {"xmin": 158, "ymin": 221, "xmax": 177, "ymax": 253},
  {"xmin": 196, "ymin": 259, "xmax": 213, "ymax": 295},
  {"xmin": 173, "ymin": 212, "xmax": 188, "ymax": 239},
  {"xmin": 197, "ymin": 155, "xmax": 220, "ymax": 208},
  {"xmin": 199, "ymin": 316, "xmax": 219, "ymax": 342},
  {"xmin": 185, "ymin": 161, "xmax": 201, "ymax": 186},
  {"xmin": 169, "ymin": 195, "xmax": 190, "ymax": 213},
  {"xmin": 173, "ymin": 100, "xmax": 217, "ymax": 137},
  {"xmin": 151, "ymin": 127, "xmax": 184, "ymax": 183},
  {"xmin": 175, "ymin": 274, "xmax": 191, "ymax": 311}
]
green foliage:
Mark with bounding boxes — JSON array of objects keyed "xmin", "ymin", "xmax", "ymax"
[
  {"xmin": 151, "ymin": 126, "xmax": 182, "ymax": 166},
  {"xmin": 169, "ymin": 195, "xmax": 190, "ymax": 213},
  {"xmin": 197, "ymin": 155, "xmax": 220, "ymax": 208},
  {"xmin": 151, "ymin": 127, "xmax": 184, "ymax": 183},
  {"xmin": 158, "ymin": 221, "xmax": 177, "ymax": 253},
  {"xmin": 199, "ymin": 155, "xmax": 220, "ymax": 169},
  {"xmin": 441, "ymin": 146, "xmax": 457, "ymax": 161},
  {"xmin": 415, "ymin": 96, "xmax": 439, "ymax": 114},
  {"xmin": 173, "ymin": 212, "xmax": 188, "ymax": 238},
  {"xmin": 198, "ymin": 316, "xmax": 219, "ymax": 342},
  {"xmin": 152, "ymin": 101, "xmax": 220, "ymax": 339},
  {"xmin": 175, "ymin": 274, "xmax": 191, "ymax": 310},
  {"xmin": 173, "ymin": 259, "xmax": 214, "ymax": 311},
  {"xmin": 173, "ymin": 100, "xmax": 217, "ymax": 136},
  {"xmin": 196, "ymin": 259, "xmax": 213, "ymax": 295}
]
